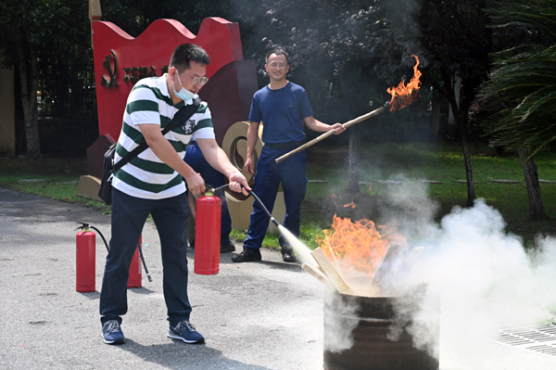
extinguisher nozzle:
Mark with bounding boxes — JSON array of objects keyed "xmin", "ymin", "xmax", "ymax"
[
  {"xmin": 137, "ymin": 243, "xmax": 152, "ymax": 282},
  {"xmin": 210, "ymin": 184, "xmax": 230, "ymax": 193}
]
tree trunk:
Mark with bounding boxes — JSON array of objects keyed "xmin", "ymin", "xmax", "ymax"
[
  {"xmin": 16, "ymin": 30, "xmax": 41, "ymax": 157},
  {"xmin": 460, "ymin": 132, "xmax": 475, "ymax": 207},
  {"xmin": 444, "ymin": 75, "xmax": 475, "ymax": 206},
  {"xmin": 429, "ymin": 93, "xmax": 441, "ymax": 141},
  {"xmin": 340, "ymin": 73, "xmax": 360, "ymax": 194},
  {"xmin": 518, "ymin": 147, "xmax": 548, "ymax": 221},
  {"xmin": 345, "ymin": 125, "xmax": 360, "ymax": 193}
]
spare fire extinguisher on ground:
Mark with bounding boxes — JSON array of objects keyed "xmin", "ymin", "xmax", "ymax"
[
  {"xmin": 75, "ymin": 223, "xmax": 108, "ymax": 292},
  {"xmin": 74, "ymin": 222, "xmax": 152, "ymax": 292},
  {"xmin": 193, "ymin": 185, "xmax": 227, "ymax": 275},
  {"xmin": 127, "ymin": 236, "xmax": 143, "ymax": 288}
]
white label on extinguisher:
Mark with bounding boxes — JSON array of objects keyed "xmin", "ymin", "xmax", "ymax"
[{"xmin": 138, "ymin": 255, "xmax": 142, "ymax": 275}]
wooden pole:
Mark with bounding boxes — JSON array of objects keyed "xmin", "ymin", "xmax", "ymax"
[{"xmin": 275, "ymin": 104, "xmax": 389, "ymax": 163}]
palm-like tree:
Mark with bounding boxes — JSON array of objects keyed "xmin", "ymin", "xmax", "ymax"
[{"xmin": 480, "ymin": 0, "xmax": 556, "ymax": 220}]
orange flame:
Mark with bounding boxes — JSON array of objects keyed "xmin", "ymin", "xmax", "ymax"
[
  {"xmin": 387, "ymin": 55, "xmax": 422, "ymax": 112},
  {"xmin": 343, "ymin": 201, "xmax": 356, "ymax": 209},
  {"xmin": 316, "ymin": 215, "xmax": 393, "ymax": 280}
]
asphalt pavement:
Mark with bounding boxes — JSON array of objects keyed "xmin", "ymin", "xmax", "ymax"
[{"xmin": 1, "ymin": 187, "xmax": 555, "ymax": 370}]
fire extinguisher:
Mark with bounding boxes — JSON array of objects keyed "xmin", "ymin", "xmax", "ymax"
[
  {"xmin": 133, "ymin": 235, "xmax": 153, "ymax": 284},
  {"xmin": 75, "ymin": 223, "xmax": 96, "ymax": 292},
  {"xmin": 74, "ymin": 223, "xmax": 152, "ymax": 292},
  {"xmin": 127, "ymin": 236, "xmax": 142, "ymax": 288},
  {"xmin": 194, "ymin": 185, "xmax": 225, "ymax": 275},
  {"xmin": 74, "ymin": 222, "xmax": 109, "ymax": 292}
]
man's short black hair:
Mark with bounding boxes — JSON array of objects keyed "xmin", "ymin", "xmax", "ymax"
[
  {"xmin": 170, "ymin": 43, "xmax": 210, "ymax": 72},
  {"xmin": 265, "ymin": 48, "xmax": 289, "ymax": 64}
]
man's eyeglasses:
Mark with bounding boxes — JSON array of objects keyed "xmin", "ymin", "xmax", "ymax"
[{"xmin": 181, "ymin": 72, "xmax": 209, "ymax": 87}]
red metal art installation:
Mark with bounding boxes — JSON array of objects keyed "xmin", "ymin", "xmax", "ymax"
[{"xmin": 91, "ymin": 17, "xmax": 251, "ymax": 142}]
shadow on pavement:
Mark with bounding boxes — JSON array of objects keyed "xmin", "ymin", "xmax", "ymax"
[
  {"xmin": 128, "ymin": 286, "xmax": 157, "ymax": 295},
  {"xmin": 119, "ymin": 339, "xmax": 273, "ymax": 370},
  {"xmin": 79, "ymin": 291, "xmax": 101, "ymax": 300}
]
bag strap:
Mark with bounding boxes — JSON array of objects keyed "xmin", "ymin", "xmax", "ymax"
[{"xmin": 113, "ymin": 97, "xmax": 201, "ymax": 172}]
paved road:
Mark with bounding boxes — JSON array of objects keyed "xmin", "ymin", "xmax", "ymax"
[
  {"xmin": 0, "ymin": 188, "xmax": 323, "ymax": 370},
  {"xmin": 1, "ymin": 188, "xmax": 555, "ymax": 370}
]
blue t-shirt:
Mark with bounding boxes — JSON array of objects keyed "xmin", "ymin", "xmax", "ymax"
[{"xmin": 248, "ymin": 81, "xmax": 314, "ymax": 143}]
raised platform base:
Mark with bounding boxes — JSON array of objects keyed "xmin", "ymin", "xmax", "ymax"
[{"xmin": 77, "ymin": 175, "xmax": 102, "ymax": 202}]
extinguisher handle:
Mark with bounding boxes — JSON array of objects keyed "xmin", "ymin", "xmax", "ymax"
[{"xmin": 74, "ymin": 222, "xmax": 89, "ymax": 232}]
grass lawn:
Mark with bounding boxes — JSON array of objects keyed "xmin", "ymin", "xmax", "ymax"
[
  {"xmin": 2, "ymin": 142, "xmax": 555, "ymax": 250},
  {"xmin": 0, "ymin": 155, "xmax": 110, "ymax": 213},
  {"xmin": 300, "ymin": 142, "xmax": 556, "ymax": 249}
]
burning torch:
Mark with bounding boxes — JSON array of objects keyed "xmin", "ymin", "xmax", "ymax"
[{"xmin": 275, "ymin": 55, "xmax": 422, "ymax": 163}]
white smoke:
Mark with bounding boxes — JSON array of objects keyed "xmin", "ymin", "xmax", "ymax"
[
  {"xmin": 323, "ymin": 290, "xmax": 360, "ymax": 353},
  {"xmin": 396, "ymin": 197, "xmax": 556, "ymax": 366},
  {"xmin": 378, "ymin": 174, "xmax": 439, "ymax": 242},
  {"xmin": 322, "ymin": 178, "xmax": 556, "ymax": 368}
]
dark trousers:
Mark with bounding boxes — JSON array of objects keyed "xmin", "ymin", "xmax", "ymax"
[
  {"xmin": 243, "ymin": 145, "xmax": 307, "ymax": 249},
  {"xmin": 184, "ymin": 141, "xmax": 232, "ymax": 244},
  {"xmin": 99, "ymin": 188, "xmax": 191, "ymax": 327}
]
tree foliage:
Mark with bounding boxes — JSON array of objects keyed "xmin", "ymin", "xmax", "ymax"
[
  {"xmin": 0, "ymin": 0, "xmax": 238, "ymax": 156},
  {"xmin": 0, "ymin": 0, "xmax": 73, "ymax": 156},
  {"xmin": 237, "ymin": 0, "xmax": 423, "ymax": 111},
  {"xmin": 235, "ymin": 0, "xmax": 429, "ymax": 192},
  {"xmin": 416, "ymin": 0, "xmax": 496, "ymax": 206},
  {"xmin": 480, "ymin": 0, "xmax": 556, "ymax": 156},
  {"xmin": 100, "ymin": 0, "xmax": 234, "ymax": 37}
]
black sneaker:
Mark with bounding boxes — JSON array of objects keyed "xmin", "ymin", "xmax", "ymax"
[
  {"xmin": 168, "ymin": 320, "xmax": 205, "ymax": 344},
  {"xmin": 101, "ymin": 320, "xmax": 125, "ymax": 345},
  {"xmin": 220, "ymin": 242, "xmax": 235, "ymax": 253},
  {"xmin": 281, "ymin": 247, "xmax": 296, "ymax": 263},
  {"xmin": 231, "ymin": 247, "xmax": 262, "ymax": 262}
]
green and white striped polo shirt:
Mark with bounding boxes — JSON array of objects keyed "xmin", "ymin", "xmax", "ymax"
[{"xmin": 112, "ymin": 75, "xmax": 215, "ymax": 200}]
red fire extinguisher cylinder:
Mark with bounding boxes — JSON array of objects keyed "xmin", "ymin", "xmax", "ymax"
[
  {"xmin": 75, "ymin": 223, "xmax": 148, "ymax": 292},
  {"xmin": 127, "ymin": 235, "xmax": 142, "ymax": 288},
  {"xmin": 194, "ymin": 192, "xmax": 221, "ymax": 275},
  {"xmin": 76, "ymin": 228, "xmax": 96, "ymax": 292}
]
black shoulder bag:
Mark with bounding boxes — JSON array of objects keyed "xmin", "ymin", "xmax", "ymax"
[{"xmin": 98, "ymin": 97, "xmax": 201, "ymax": 205}]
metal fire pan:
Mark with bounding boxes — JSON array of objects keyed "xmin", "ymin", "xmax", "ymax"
[{"xmin": 323, "ymin": 292, "xmax": 439, "ymax": 370}]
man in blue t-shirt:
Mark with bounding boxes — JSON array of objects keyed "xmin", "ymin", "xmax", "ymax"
[{"xmin": 232, "ymin": 48, "xmax": 345, "ymax": 263}]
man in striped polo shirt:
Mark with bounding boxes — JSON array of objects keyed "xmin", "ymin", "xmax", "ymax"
[{"xmin": 99, "ymin": 44, "xmax": 250, "ymax": 346}]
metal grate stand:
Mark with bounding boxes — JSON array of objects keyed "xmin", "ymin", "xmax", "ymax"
[{"xmin": 497, "ymin": 324, "xmax": 556, "ymax": 357}]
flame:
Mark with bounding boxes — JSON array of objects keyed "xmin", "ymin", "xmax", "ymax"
[
  {"xmin": 387, "ymin": 55, "xmax": 422, "ymax": 111},
  {"xmin": 343, "ymin": 201, "xmax": 356, "ymax": 209},
  {"xmin": 316, "ymin": 215, "xmax": 393, "ymax": 280}
]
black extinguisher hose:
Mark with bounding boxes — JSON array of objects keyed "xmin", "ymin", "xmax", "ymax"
[
  {"xmin": 90, "ymin": 225, "xmax": 110, "ymax": 253},
  {"xmin": 75, "ymin": 222, "xmax": 152, "ymax": 282},
  {"xmin": 209, "ymin": 184, "xmax": 280, "ymax": 228}
]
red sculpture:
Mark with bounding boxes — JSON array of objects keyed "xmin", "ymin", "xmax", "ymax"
[{"xmin": 91, "ymin": 17, "xmax": 252, "ymax": 142}]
